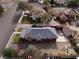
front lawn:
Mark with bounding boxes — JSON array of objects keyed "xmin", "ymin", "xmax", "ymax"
[
  {"xmin": 21, "ymin": 16, "xmax": 31, "ymax": 24},
  {"xmin": 17, "ymin": 28, "xmax": 23, "ymax": 32},
  {"xmin": 13, "ymin": 34, "xmax": 21, "ymax": 44},
  {"xmin": 21, "ymin": 16, "xmax": 42, "ymax": 24}
]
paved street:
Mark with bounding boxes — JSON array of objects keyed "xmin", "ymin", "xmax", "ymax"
[{"xmin": 0, "ymin": 4, "xmax": 17, "ymax": 55}]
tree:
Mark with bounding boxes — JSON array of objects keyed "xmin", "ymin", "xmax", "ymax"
[
  {"xmin": 43, "ymin": 0, "xmax": 55, "ymax": 7},
  {"xmin": 49, "ymin": 0, "xmax": 55, "ymax": 7},
  {"xmin": 67, "ymin": 0, "xmax": 78, "ymax": 8},
  {"xmin": 17, "ymin": 1, "xmax": 33, "ymax": 11},
  {"xmin": 43, "ymin": 0, "xmax": 50, "ymax": 5},
  {"xmin": 2, "ymin": 48, "xmax": 16, "ymax": 59},
  {"xmin": 0, "ymin": 5, "xmax": 4, "ymax": 16},
  {"xmin": 74, "ymin": 46, "xmax": 79, "ymax": 52},
  {"xmin": 17, "ymin": 1, "xmax": 26, "ymax": 11},
  {"xmin": 41, "ymin": 9, "xmax": 53, "ymax": 24},
  {"xmin": 42, "ymin": 4, "xmax": 51, "ymax": 12},
  {"xmin": 25, "ymin": 3, "xmax": 33, "ymax": 11},
  {"xmin": 26, "ymin": 45, "xmax": 37, "ymax": 56}
]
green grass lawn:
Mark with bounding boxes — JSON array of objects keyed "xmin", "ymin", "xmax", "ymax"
[
  {"xmin": 13, "ymin": 34, "xmax": 21, "ymax": 44},
  {"xmin": 21, "ymin": 16, "xmax": 32, "ymax": 24},
  {"xmin": 17, "ymin": 28, "xmax": 23, "ymax": 32},
  {"xmin": 21, "ymin": 16, "xmax": 42, "ymax": 24}
]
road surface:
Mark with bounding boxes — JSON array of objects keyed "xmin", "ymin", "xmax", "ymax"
[{"xmin": 0, "ymin": 4, "xmax": 17, "ymax": 55}]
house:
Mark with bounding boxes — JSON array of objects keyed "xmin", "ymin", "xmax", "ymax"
[
  {"xmin": 21, "ymin": 27, "xmax": 58, "ymax": 42},
  {"xmin": 53, "ymin": 8, "xmax": 76, "ymax": 23},
  {"xmin": 54, "ymin": 0, "xmax": 66, "ymax": 5},
  {"xmin": 30, "ymin": 10, "xmax": 44, "ymax": 17},
  {"xmin": 29, "ymin": 10, "xmax": 44, "ymax": 20}
]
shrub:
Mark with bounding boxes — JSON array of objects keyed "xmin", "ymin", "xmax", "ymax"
[
  {"xmin": 35, "ymin": 17, "xmax": 41, "ymax": 23},
  {"xmin": 74, "ymin": 46, "xmax": 79, "ymax": 52},
  {"xmin": 26, "ymin": 45, "xmax": 37, "ymax": 56},
  {"xmin": 3, "ymin": 48, "xmax": 16, "ymax": 59},
  {"xmin": 17, "ymin": 1, "xmax": 33, "ymax": 11},
  {"xmin": 67, "ymin": 0, "xmax": 78, "ymax": 8}
]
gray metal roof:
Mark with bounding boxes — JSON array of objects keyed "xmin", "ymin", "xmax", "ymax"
[{"xmin": 21, "ymin": 27, "xmax": 58, "ymax": 41}]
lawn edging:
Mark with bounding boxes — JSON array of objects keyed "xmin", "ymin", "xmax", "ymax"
[{"xmin": 6, "ymin": 32, "xmax": 16, "ymax": 48}]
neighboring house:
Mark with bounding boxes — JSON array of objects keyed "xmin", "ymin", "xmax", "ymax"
[
  {"xmin": 54, "ymin": 0, "xmax": 67, "ymax": 5},
  {"xmin": 21, "ymin": 27, "xmax": 58, "ymax": 42},
  {"xmin": 30, "ymin": 10, "xmax": 44, "ymax": 20},
  {"xmin": 54, "ymin": 0, "xmax": 64, "ymax": 4},
  {"xmin": 31, "ymin": 10, "xmax": 44, "ymax": 16},
  {"xmin": 54, "ymin": 8, "xmax": 76, "ymax": 22}
]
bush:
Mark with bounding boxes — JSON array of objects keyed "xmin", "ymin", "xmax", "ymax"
[
  {"xmin": 17, "ymin": 1, "xmax": 33, "ymax": 11},
  {"xmin": 35, "ymin": 17, "xmax": 41, "ymax": 23},
  {"xmin": 17, "ymin": 1, "xmax": 26, "ymax": 11},
  {"xmin": 0, "ymin": 5, "xmax": 4, "ymax": 16},
  {"xmin": 26, "ymin": 45, "xmax": 37, "ymax": 56},
  {"xmin": 67, "ymin": 0, "xmax": 78, "ymax": 8},
  {"xmin": 74, "ymin": 46, "xmax": 79, "ymax": 52},
  {"xmin": 3, "ymin": 48, "xmax": 16, "ymax": 59},
  {"xmin": 70, "ymin": 39, "xmax": 76, "ymax": 46}
]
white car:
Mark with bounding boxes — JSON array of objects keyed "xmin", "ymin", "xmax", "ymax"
[
  {"xmin": 38, "ymin": 0, "xmax": 44, "ymax": 4},
  {"xmin": 76, "ymin": 57, "xmax": 79, "ymax": 59}
]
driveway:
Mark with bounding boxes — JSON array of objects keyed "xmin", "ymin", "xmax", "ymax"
[{"xmin": 0, "ymin": 4, "xmax": 17, "ymax": 55}]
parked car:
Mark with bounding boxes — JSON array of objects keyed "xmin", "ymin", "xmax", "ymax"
[{"xmin": 38, "ymin": 0, "xmax": 44, "ymax": 4}]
